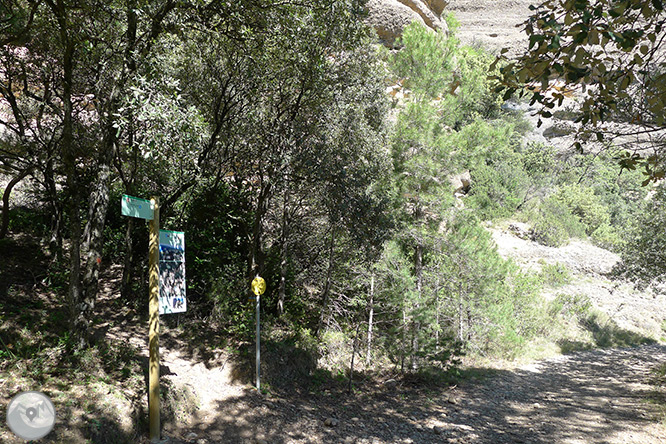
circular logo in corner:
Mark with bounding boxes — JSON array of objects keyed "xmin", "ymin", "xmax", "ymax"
[{"xmin": 6, "ymin": 391, "xmax": 56, "ymax": 440}]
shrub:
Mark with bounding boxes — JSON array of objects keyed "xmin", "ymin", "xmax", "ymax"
[
  {"xmin": 539, "ymin": 262, "xmax": 571, "ymax": 288},
  {"xmin": 530, "ymin": 196, "xmax": 586, "ymax": 247},
  {"xmin": 445, "ymin": 118, "xmax": 527, "ymax": 219},
  {"xmin": 521, "ymin": 142, "xmax": 558, "ymax": 182},
  {"xmin": 392, "ymin": 22, "xmax": 457, "ymax": 99},
  {"xmin": 620, "ymin": 183, "xmax": 666, "ymax": 290},
  {"xmin": 590, "ymin": 222, "xmax": 622, "ymax": 251},
  {"xmin": 552, "ymin": 184, "xmax": 611, "ymax": 235},
  {"xmin": 548, "ymin": 293, "xmax": 592, "ymax": 319},
  {"xmin": 391, "ymin": 21, "xmax": 504, "ymax": 128},
  {"xmin": 439, "ymin": 45, "xmax": 504, "ymax": 128},
  {"xmin": 479, "ymin": 271, "xmax": 549, "ymax": 357}
]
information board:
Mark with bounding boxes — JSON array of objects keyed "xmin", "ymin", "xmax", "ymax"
[{"xmin": 158, "ymin": 230, "xmax": 186, "ymax": 314}]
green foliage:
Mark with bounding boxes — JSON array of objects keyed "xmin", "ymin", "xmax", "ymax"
[
  {"xmin": 381, "ymin": 22, "xmax": 573, "ymax": 364},
  {"xmin": 208, "ymin": 264, "xmax": 254, "ymax": 337},
  {"xmin": 621, "ymin": 184, "xmax": 666, "ymax": 290},
  {"xmin": 539, "ymin": 262, "xmax": 571, "ymax": 288},
  {"xmin": 444, "ymin": 119, "xmax": 527, "ymax": 219},
  {"xmin": 549, "ymin": 293, "xmax": 592, "ymax": 319},
  {"xmin": 184, "ymin": 184, "xmax": 250, "ymax": 323},
  {"xmin": 493, "ymin": 0, "xmax": 666, "ymax": 182},
  {"xmin": 390, "ymin": 21, "xmax": 504, "ymax": 128},
  {"xmin": 392, "ymin": 22, "xmax": 457, "ymax": 99},
  {"xmin": 478, "ymin": 270, "xmax": 548, "ymax": 357},
  {"xmin": 590, "ymin": 222, "xmax": 622, "ymax": 251},
  {"xmin": 113, "ymin": 70, "xmax": 207, "ymax": 193},
  {"xmin": 467, "ymin": 157, "xmax": 527, "ymax": 219},
  {"xmin": 552, "ymin": 184, "xmax": 610, "ymax": 235},
  {"xmin": 530, "ymin": 195, "xmax": 587, "ymax": 247},
  {"xmin": 521, "ymin": 142, "xmax": 559, "ymax": 183},
  {"xmin": 516, "ymin": 146, "xmax": 646, "ymax": 251},
  {"xmin": 391, "ymin": 99, "xmax": 454, "ymax": 229},
  {"xmin": 7, "ymin": 206, "xmax": 49, "ymax": 237},
  {"xmin": 554, "ymin": 306, "xmax": 656, "ymax": 354},
  {"xmin": 571, "ymin": 151, "xmax": 648, "ymax": 236},
  {"xmin": 537, "ymin": 182, "xmax": 623, "ymax": 250},
  {"xmin": 439, "ymin": 45, "xmax": 504, "ymax": 128},
  {"xmin": 429, "ymin": 217, "xmax": 548, "ymax": 358}
]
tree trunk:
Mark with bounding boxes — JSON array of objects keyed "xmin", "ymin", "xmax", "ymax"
[
  {"xmin": 400, "ymin": 305, "xmax": 407, "ymax": 374},
  {"xmin": 412, "ymin": 242, "xmax": 423, "ymax": 370},
  {"xmin": 120, "ymin": 217, "xmax": 135, "ymax": 300},
  {"xmin": 458, "ymin": 284, "xmax": 464, "ymax": 342},
  {"xmin": 365, "ymin": 273, "xmax": 374, "ymax": 366},
  {"xmin": 44, "ymin": 158, "xmax": 63, "ymax": 260},
  {"xmin": 248, "ymin": 180, "xmax": 271, "ymax": 282},
  {"xmin": 277, "ymin": 185, "xmax": 290, "ymax": 316},
  {"xmin": 466, "ymin": 306, "xmax": 473, "ymax": 342},
  {"xmin": 0, "ymin": 168, "xmax": 31, "ymax": 239},
  {"xmin": 348, "ymin": 321, "xmax": 361, "ymax": 394},
  {"xmin": 80, "ymin": 142, "xmax": 114, "ymax": 331},
  {"xmin": 435, "ymin": 290, "xmax": 440, "ymax": 351},
  {"xmin": 120, "ymin": 114, "xmax": 138, "ymax": 302},
  {"xmin": 317, "ymin": 228, "xmax": 336, "ymax": 336},
  {"xmin": 60, "ymin": 34, "xmax": 85, "ymax": 348}
]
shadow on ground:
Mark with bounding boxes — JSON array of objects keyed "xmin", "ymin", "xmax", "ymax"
[
  {"xmin": 558, "ymin": 312, "xmax": 656, "ymax": 354},
  {"xmin": 164, "ymin": 345, "xmax": 666, "ymax": 444}
]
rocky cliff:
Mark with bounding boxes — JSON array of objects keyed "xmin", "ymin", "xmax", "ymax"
[{"xmin": 365, "ymin": 0, "xmax": 449, "ymax": 46}]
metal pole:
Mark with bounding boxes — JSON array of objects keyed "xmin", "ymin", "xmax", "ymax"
[
  {"xmin": 256, "ymin": 292, "xmax": 261, "ymax": 391},
  {"xmin": 148, "ymin": 197, "xmax": 160, "ymax": 442}
]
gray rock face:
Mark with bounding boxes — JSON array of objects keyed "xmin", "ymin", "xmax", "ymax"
[
  {"xmin": 397, "ymin": 0, "xmax": 446, "ymax": 30},
  {"xmin": 425, "ymin": 0, "xmax": 448, "ymax": 16},
  {"xmin": 365, "ymin": 0, "xmax": 448, "ymax": 46}
]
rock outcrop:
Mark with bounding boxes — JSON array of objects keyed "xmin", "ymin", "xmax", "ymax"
[
  {"xmin": 365, "ymin": 0, "xmax": 448, "ymax": 46},
  {"xmin": 449, "ymin": 171, "xmax": 472, "ymax": 197}
]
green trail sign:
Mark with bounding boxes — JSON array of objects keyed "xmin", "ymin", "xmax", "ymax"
[{"xmin": 121, "ymin": 194, "xmax": 154, "ymax": 220}]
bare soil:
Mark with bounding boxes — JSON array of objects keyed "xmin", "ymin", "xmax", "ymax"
[
  {"xmin": 447, "ymin": 0, "xmax": 536, "ymax": 58},
  {"xmin": 152, "ymin": 343, "xmax": 666, "ymax": 444}
]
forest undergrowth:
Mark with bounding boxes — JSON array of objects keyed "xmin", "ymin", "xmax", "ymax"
[{"xmin": 2, "ymin": 4, "xmax": 666, "ymax": 442}]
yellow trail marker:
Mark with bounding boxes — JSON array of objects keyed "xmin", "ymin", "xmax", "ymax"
[
  {"xmin": 252, "ymin": 275, "xmax": 265, "ymax": 391},
  {"xmin": 251, "ymin": 276, "xmax": 266, "ymax": 296}
]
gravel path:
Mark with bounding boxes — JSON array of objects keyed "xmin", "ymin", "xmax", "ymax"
[
  {"xmin": 446, "ymin": 345, "xmax": 666, "ymax": 444},
  {"xmin": 159, "ymin": 344, "xmax": 666, "ymax": 444}
]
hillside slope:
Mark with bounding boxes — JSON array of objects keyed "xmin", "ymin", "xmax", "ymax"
[
  {"xmin": 447, "ymin": 0, "xmax": 535, "ymax": 57},
  {"xmin": 491, "ymin": 225, "xmax": 666, "ymax": 341}
]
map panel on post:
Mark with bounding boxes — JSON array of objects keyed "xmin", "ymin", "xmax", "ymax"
[{"xmin": 159, "ymin": 230, "xmax": 186, "ymax": 314}]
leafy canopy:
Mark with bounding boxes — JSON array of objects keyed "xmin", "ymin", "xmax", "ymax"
[{"xmin": 492, "ymin": 0, "xmax": 666, "ymax": 183}]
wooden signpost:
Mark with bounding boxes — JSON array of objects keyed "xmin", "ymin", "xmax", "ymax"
[
  {"xmin": 121, "ymin": 194, "xmax": 160, "ymax": 443},
  {"xmin": 147, "ymin": 198, "xmax": 160, "ymax": 442}
]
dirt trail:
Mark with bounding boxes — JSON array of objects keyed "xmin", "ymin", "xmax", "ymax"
[
  {"xmin": 93, "ymin": 266, "xmax": 666, "ymax": 443},
  {"xmin": 148, "ymin": 343, "xmax": 666, "ymax": 444},
  {"xmin": 447, "ymin": 345, "xmax": 666, "ymax": 444}
]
